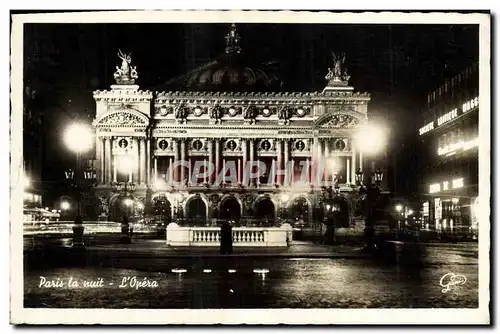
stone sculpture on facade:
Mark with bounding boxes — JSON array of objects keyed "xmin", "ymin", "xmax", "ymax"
[
  {"xmin": 243, "ymin": 105, "xmax": 256, "ymax": 124},
  {"xmin": 113, "ymin": 49, "xmax": 139, "ymax": 85},
  {"xmin": 174, "ymin": 103, "xmax": 187, "ymax": 124},
  {"xmin": 278, "ymin": 106, "xmax": 291, "ymax": 125},
  {"xmin": 209, "ymin": 105, "xmax": 222, "ymax": 124}
]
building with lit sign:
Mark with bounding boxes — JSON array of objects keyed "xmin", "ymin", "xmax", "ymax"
[
  {"xmin": 417, "ymin": 62, "xmax": 479, "ymax": 236},
  {"xmin": 90, "ymin": 25, "xmax": 375, "ymax": 232}
]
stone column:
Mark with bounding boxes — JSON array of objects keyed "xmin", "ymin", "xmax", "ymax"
[
  {"xmin": 315, "ymin": 138, "xmax": 322, "ymax": 186},
  {"xmin": 215, "ymin": 139, "xmax": 220, "ymax": 181},
  {"xmin": 146, "ymin": 138, "xmax": 151, "ymax": 185},
  {"xmin": 359, "ymin": 150, "xmax": 363, "ymax": 171},
  {"xmin": 105, "ymin": 138, "xmax": 112, "ymax": 184},
  {"xmin": 174, "ymin": 139, "xmax": 180, "ymax": 182},
  {"xmin": 276, "ymin": 139, "xmax": 283, "ymax": 185},
  {"xmin": 180, "ymin": 139, "xmax": 186, "ymax": 184},
  {"xmin": 352, "ymin": 144, "xmax": 357, "ymax": 183},
  {"xmin": 208, "ymin": 139, "xmax": 214, "ymax": 183},
  {"xmin": 113, "ymin": 156, "xmax": 117, "ymax": 183},
  {"xmin": 98, "ymin": 137, "xmax": 105, "ymax": 184},
  {"xmin": 139, "ymin": 138, "xmax": 146, "ymax": 184},
  {"xmin": 154, "ymin": 157, "xmax": 158, "ymax": 182},
  {"xmin": 346, "ymin": 157, "xmax": 351, "ymax": 184},
  {"xmin": 284, "ymin": 139, "xmax": 290, "ymax": 186},
  {"xmin": 242, "ymin": 139, "xmax": 247, "ymax": 184},
  {"xmin": 169, "ymin": 157, "xmax": 174, "ymax": 183},
  {"xmin": 249, "ymin": 139, "xmax": 255, "ymax": 186}
]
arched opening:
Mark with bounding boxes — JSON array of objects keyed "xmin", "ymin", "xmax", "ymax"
[
  {"xmin": 109, "ymin": 195, "xmax": 135, "ymax": 222},
  {"xmin": 254, "ymin": 197, "xmax": 276, "ymax": 225},
  {"xmin": 219, "ymin": 197, "xmax": 241, "ymax": 221},
  {"xmin": 153, "ymin": 194, "xmax": 171, "ymax": 224},
  {"xmin": 186, "ymin": 196, "xmax": 207, "ymax": 225},
  {"xmin": 332, "ymin": 197, "xmax": 350, "ymax": 228},
  {"xmin": 290, "ymin": 197, "xmax": 310, "ymax": 227}
]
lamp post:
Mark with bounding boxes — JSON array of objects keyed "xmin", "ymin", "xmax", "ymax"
[
  {"xmin": 320, "ymin": 172, "xmax": 341, "ymax": 245},
  {"xmin": 63, "ymin": 122, "xmax": 94, "ymax": 248},
  {"xmin": 356, "ymin": 168, "xmax": 384, "ymax": 252}
]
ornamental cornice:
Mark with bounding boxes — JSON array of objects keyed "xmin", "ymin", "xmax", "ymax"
[
  {"xmin": 153, "ymin": 90, "xmax": 370, "ymax": 104},
  {"xmin": 93, "ymin": 89, "xmax": 153, "ymax": 102}
]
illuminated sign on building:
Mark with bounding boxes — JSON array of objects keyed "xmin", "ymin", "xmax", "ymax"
[
  {"xmin": 428, "ymin": 177, "xmax": 464, "ymax": 194},
  {"xmin": 419, "ymin": 96, "xmax": 479, "ymax": 136},
  {"xmin": 438, "ymin": 137, "xmax": 479, "ymax": 156},
  {"xmin": 419, "ymin": 122, "xmax": 435, "ymax": 135},
  {"xmin": 437, "ymin": 108, "xmax": 458, "ymax": 127}
]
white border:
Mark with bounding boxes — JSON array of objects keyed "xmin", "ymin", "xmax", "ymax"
[{"xmin": 9, "ymin": 10, "xmax": 491, "ymax": 325}]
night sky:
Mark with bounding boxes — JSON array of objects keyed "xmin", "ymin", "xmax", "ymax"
[{"xmin": 23, "ymin": 23, "xmax": 479, "ymax": 203}]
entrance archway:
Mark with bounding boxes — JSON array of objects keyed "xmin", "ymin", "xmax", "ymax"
[
  {"xmin": 332, "ymin": 196, "xmax": 350, "ymax": 228},
  {"xmin": 219, "ymin": 196, "xmax": 242, "ymax": 220},
  {"xmin": 254, "ymin": 197, "xmax": 276, "ymax": 225},
  {"xmin": 109, "ymin": 194, "xmax": 135, "ymax": 222},
  {"xmin": 290, "ymin": 196, "xmax": 311, "ymax": 226},
  {"xmin": 153, "ymin": 194, "xmax": 172, "ymax": 223},
  {"xmin": 186, "ymin": 196, "xmax": 207, "ymax": 225}
]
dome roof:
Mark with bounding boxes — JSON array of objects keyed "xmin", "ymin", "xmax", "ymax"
[{"xmin": 157, "ymin": 24, "xmax": 284, "ymax": 92}]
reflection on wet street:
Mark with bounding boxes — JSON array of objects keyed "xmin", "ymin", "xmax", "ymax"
[{"xmin": 24, "ymin": 245, "xmax": 478, "ymax": 308}]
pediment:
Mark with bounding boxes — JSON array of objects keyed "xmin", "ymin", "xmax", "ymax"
[{"xmin": 95, "ymin": 110, "xmax": 149, "ymax": 127}]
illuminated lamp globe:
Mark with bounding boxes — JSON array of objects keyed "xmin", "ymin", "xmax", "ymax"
[
  {"xmin": 61, "ymin": 201, "xmax": 71, "ymax": 211},
  {"xmin": 64, "ymin": 123, "xmax": 94, "ymax": 153},
  {"xmin": 395, "ymin": 204, "xmax": 403, "ymax": 213},
  {"xmin": 355, "ymin": 124, "xmax": 387, "ymax": 155}
]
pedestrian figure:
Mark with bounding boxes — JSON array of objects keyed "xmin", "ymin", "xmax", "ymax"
[{"xmin": 220, "ymin": 220, "xmax": 233, "ymax": 254}]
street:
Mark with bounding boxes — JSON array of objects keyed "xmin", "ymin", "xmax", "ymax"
[{"xmin": 24, "ymin": 242, "xmax": 478, "ymax": 309}]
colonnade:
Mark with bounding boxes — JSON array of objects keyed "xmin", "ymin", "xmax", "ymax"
[{"xmin": 95, "ymin": 136, "xmax": 364, "ymax": 187}]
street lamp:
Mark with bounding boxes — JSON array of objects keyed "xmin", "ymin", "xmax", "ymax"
[
  {"xmin": 354, "ymin": 124, "xmax": 387, "ymax": 156},
  {"xmin": 64, "ymin": 121, "xmax": 94, "ymax": 247},
  {"xmin": 395, "ymin": 204, "xmax": 403, "ymax": 213},
  {"xmin": 356, "ymin": 169, "xmax": 383, "ymax": 252},
  {"xmin": 64, "ymin": 122, "xmax": 94, "ymax": 218},
  {"xmin": 61, "ymin": 201, "xmax": 71, "ymax": 211}
]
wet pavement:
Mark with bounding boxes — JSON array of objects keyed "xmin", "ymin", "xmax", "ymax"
[{"xmin": 24, "ymin": 242, "xmax": 478, "ymax": 308}]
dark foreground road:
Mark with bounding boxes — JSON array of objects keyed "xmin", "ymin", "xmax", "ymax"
[{"xmin": 23, "ymin": 243, "xmax": 478, "ymax": 308}]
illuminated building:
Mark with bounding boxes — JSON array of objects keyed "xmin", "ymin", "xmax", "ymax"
[
  {"xmin": 418, "ymin": 63, "xmax": 479, "ymax": 235},
  {"xmin": 91, "ymin": 24, "xmax": 376, "ymax": 231}
]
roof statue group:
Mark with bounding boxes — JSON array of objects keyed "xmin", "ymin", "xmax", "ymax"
[
  {"xmin": 112, "ymin": 24, "xmax": 350, "ymax": 88},
  {"xmin": 113, "ymin": 49, "xmax": 139, "ymax": 85},
  {"xmin": 325, "ymin": 52, "xmax": 351, "ymax": 86}
]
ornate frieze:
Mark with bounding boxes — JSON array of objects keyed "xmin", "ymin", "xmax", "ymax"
[{"xmin": 96, "ymin": 112, "xmax": 148, "ymax": 127}]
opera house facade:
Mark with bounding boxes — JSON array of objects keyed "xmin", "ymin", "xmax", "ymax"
[{"xmin": 92, "ymin": 25, "xmax": 372, "ymax": 233}]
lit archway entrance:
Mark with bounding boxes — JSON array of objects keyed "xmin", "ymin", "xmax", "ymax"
[
  {"xmin": 220, "ymin": 197, "xmax": 241, "ymax": 221},
  {"xmin": 290, "ymin": 197, "xmax": 311, "ymax": 227},
  {"xmin": 109, "ymin": 195, "xmax": 135, "ymax": 222},
  {"xmin": 332, "ymin": 197, "xmax": 350, "ymax": 228},
  {"xmin": 153, "ymin": 194, "xmax": 172, "ymax": 224},
  {"xmin": 186, "ymin": 196, "xmax": 207, "ymax": 225},
  {"xmin": 255, "ymin": 197, "xmax": 275, "ymax": 225}
]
